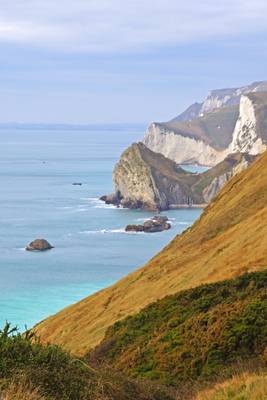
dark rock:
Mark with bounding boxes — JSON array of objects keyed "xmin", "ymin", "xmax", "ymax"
[
  {"xmin": 125, "ymin": 224, "xmax": 144, "ymax": 232},
  {"xmin": 26, "ymin": 239, "xmax": 54, "ymax": 252},
  {"xmin": 100, "ymin": 192, "xmax": 122, "ymax": 206},
  {"xmin": 125, "ymin": 216, "xmax": 171, "ymax": 233}
]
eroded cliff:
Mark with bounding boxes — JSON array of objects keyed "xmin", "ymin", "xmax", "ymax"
[{"xmin": 102, "ymin": 143, "xmax": 253, "ymax": 210}]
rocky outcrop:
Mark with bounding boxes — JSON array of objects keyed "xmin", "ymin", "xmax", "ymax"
[
  {"xmin": 26, "ymin": 239, "xmax": 54, "ymax": 251},
  {"xmin": 125, "ymin": 216, "xmax": 171, "ymax": 233},
  {"xmin": 230, "ymin": 93, "xmax": 267, "ymax": 155},
  {"xmin": 144, "ymin": 81, "xmax": 267, "ymax": 166},
  {"xmin": 200, "ymin": 152, "xmax": 255, "ymax": 203},
  {"xmin": 106, "ymin": 142, "xmax": 195, "ymax": 211},
  {"xmin": 101, "ymin": 143, "xmax": 254, "ymax": 211}
]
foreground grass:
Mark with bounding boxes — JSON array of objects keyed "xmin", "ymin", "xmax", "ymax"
[
  {"xmin": 0, "ymin": 323, "xmax": 172, "ymax": 400},
  {"xmin": 1, "ymin": 381, "xmax": 45, "ymax": 400},
  {"xmin": 196, "ymin": 372, "xmax": 267, "ymax": 400}
]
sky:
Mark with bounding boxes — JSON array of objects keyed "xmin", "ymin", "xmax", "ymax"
[{"xmin": 0, "ymin": 0, "xmax": 267, "ymax": 124}]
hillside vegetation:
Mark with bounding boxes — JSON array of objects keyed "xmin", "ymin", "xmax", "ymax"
[
  {"xmin": 90, "ymin": 270, "xmax": 267, "ymax": 386},
  {"xmin": 35, "ymin": 150, "xmax": 267, "ymax": 355},
  {"xmin": 0, "ymin": 324, "xmax": 171, "ymax": 400}
]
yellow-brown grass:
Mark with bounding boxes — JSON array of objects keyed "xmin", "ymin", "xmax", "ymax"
[
  {"xmin": 1, "ymin": 381, "xmax": 45, "ymax": 400},
  {"xmin": 35, "ymin": 151, "xmax": 267, "ymax": 355},
  {"xmin": 196, "ymin": 372, "xmax": 267, "ymax": 400}
]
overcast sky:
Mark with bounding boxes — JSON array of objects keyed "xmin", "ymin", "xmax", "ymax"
[{"xmin": 0, "ymin": 0, "xmax": 267, "ymax": 124}]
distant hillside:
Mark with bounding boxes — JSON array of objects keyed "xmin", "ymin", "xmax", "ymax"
[
  {"xmin": 91, "ymin": 270, "xmax": 267, "ymax": 386},
  {"xmin": 172, "ymin": 80, "xmax": 267, "ymax": 122},
  {"xmin": 35, "ymin": 149, "xmax": 267, "ymax": 355},
  {"xmin": 144, "ymin": 81, "xmax": 267, "ymax": 166}
]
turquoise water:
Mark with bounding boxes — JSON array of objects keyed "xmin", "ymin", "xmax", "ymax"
[{"xmin": 0, "ymin": 126, "xmax": 203, "ymax": 330}]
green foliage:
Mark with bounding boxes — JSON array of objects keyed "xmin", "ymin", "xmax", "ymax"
[
  {"xmin": 0, "ymin": 323, "xmax": 171, "ymax": 400},
  {"xmin": 0, "ymin": 323, "xmax": 92, "ymax": 399},
  {"xmin": 91, "ymin": 271, "xmax": 267, "ymax": 386}
]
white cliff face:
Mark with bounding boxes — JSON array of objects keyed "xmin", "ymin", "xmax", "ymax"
[
  {"xmin": 230, "ymin": 95, "xmax": 266, "ymax": 155},
  {"xmin": 143, "ymin": 123, "xmax": 227, "ymax": 167},
  {"xmin": 202, "ymin": 173, "xmax": 232, "ymax": 203},
  {"xmin": 201, "ymin": 94, "xmax": 232, "ymax": 114},
  {"xmin": 200, "ymin": 81, "xmax": 267, "ymax": 115},
  {"xmin": 202, "ymin": 155, "xmax": 252, "ymax": 203}
]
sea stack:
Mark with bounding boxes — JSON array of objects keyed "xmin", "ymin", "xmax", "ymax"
[{"xmin": 26, "ymin": 239, "xmax": 54, "ymax": 252}]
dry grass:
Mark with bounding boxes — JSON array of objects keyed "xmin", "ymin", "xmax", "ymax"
[
  {"xmin": 35, "ymin": 151, "xmax": 267, "ymax": 355},
  {"xmin": 1, "ymin": 381, "xmax": 45, "ymax": 400},
  {"xmin": 196, "ymin": 372, "xmax": 267, "ymax": 400}
]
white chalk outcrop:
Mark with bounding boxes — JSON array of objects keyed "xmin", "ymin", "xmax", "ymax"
[
  {"xmin": 230, "ymin": 95, "xmax": 267, "ymax": 155},
  {"xmin": 144, "ymin": 123, "xmax": 227, "ymax": 167}
]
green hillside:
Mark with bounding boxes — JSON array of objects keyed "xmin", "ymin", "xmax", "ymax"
[{"xmin": 90, "ymin": 271, "xmax": 267, "ymax": 387}]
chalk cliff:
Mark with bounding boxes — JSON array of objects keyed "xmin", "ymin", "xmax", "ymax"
[
  {"xmin": 144, "ymin": 121, "xmax": 229, "ymax": 167},
  {"xmin": 230, "ymin": 92, "xmax": 267, "ymax": 155},
  {"xmin": 144, "ymin": 81, "xmax": 267, "ymax": 166},
  {"xmin": 101, "ymin": 143, "xmax": 253, "ymax": 210}
]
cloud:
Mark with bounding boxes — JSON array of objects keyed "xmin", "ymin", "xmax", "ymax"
[{"xmin": 0, "ymin": 0, "xmax": 267, "ymax": 52}]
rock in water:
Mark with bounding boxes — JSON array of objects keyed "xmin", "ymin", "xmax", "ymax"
[
  {"xmin": 125, "ymin": 224, "xmax": 144, "ymax": 232},
  {"xmin": 125, "ymin": 216, "xmax": 171, "ymax": 233},
  {"xmin": 26, "ymin": 239, "xmax": 54, "ymax": 252}
]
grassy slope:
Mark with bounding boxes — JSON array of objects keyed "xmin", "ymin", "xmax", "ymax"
[
  {"xmin": 35, "ymin": 151, "xmax": 267, "ymax": 355},
  {"xmin": 90, "ymin": 270, "xmax": 267, "ymax": 385},
  {"xmin": 196, "ymin": 372, "xmax": 267, "ymax": 400}
]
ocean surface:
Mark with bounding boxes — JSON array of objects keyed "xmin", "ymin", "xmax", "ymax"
[{"xmin": 0, "ymin": 125, "xmax": 205, "ymax": 330}]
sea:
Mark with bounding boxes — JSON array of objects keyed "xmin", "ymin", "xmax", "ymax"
[{"xmin": 0, "ymin": 125, "xmax": 206, "ymax": 330}]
